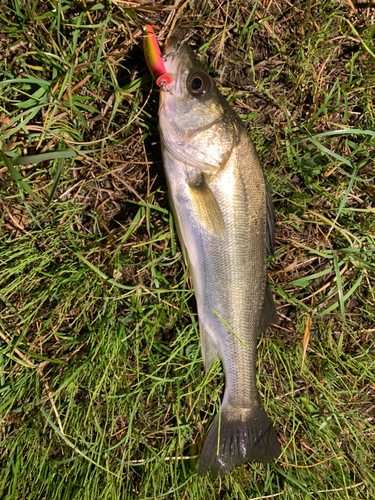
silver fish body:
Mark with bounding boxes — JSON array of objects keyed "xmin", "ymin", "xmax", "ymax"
[{"xmin": 158, "ymin": 40, "xmax": 281, "ymax": 477}]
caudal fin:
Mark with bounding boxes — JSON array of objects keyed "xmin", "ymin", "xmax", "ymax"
[{"xmin": 198, "ymin": 405, "xmax": 280, "ymax": 478}]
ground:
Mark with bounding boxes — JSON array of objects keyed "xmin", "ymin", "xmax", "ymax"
[{"xmin": 0, "ymin": 0, "xmax": 374, "ymax": 499}]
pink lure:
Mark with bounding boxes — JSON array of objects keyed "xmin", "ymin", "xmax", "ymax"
[{"xmin": 143, "ymin": 25, "xmax": 173, "ymax": 87}]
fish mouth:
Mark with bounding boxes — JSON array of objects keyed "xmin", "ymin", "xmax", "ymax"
[
  {"xmin": 157, "ymin": 40, "xmax": 183, "ymax": 114},
  {"xmin": 158, "ymin": 38, "xmax": 183, "ymax": 95}
]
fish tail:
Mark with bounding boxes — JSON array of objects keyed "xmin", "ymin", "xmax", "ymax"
[{"xmin": 198, "ymin": 404, "xmax": 280, "ymax": 478}]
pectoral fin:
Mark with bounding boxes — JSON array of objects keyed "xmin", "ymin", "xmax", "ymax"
[{"xmin": 188, "ymin": 174, "xmax": 226, "ymax": 238}]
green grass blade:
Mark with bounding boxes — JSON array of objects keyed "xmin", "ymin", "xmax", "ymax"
[{"xmin": 1, "ymin": 151, "xmax": 42, "ymax": 204}]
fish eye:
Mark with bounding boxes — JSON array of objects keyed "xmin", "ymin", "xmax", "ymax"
[
  {"xmin": 187, "ymin": 71, "xmax": 212, "ymax": 96},
  {"xmin": 191, "ymin": 77, "xmax": 203, "ymax": 91}
]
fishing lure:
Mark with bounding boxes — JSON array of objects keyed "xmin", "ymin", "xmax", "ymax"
[{"xmin": 143, "ymin": 25, "xmax": 173, "ymax": 88}]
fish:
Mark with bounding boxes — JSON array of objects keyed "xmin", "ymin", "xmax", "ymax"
[{"xmin": 143, "ymin": 27, "xmax": 281, "ymax": 478}]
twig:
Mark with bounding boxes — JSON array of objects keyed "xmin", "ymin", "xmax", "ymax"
[
  {"xmin": 315, "ymin": 481, "xmax": 364, "ymax": 494},
  {"xmin": 301, "ymin": 304, "xmax": 313, "ymax": 373},
  {"xmin": 128, "ymin": 454, "xmax": 199, "ymax": 464}
]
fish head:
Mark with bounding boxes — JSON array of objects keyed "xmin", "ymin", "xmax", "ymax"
[{"xmin": 158, "ymin": 40, "xmax": 240, "ymax": 172}]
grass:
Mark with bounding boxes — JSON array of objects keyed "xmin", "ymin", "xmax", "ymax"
[{"xmin": 0, "ymin": 0, "xmax": 374, "ymax": 498}]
